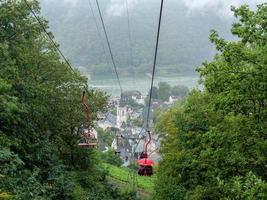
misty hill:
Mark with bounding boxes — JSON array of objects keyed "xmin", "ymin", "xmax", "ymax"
[{"xmin": 40, "ymin": 0, "xmax": 235, "ymax": 77}]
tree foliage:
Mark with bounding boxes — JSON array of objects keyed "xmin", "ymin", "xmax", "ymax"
[
  {"xmin": 155, "ymin": 4, "xmax": 267, "ymax": 200},
  {"xmin": 0, "ymin": 1, "xmax": 134, "ymax": 199},
  {"xmin": 158, "ymin": 82, "xmax": 171, "ymax": 101},
  {"xmin": 147, "ymin": 82, "xmax": 189, "ymax": 103},
  {"xmin": 171, "ymin": 85, "xmax": 189, "ymax": 98},
  {"xmin": 100, "ymin": 150, "xmax": 123, "ymax": 167}
]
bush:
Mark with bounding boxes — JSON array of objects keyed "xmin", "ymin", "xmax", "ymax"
[
  {"xmin": 218, "ymin": 172, "xmax": 267, "ymax": 200},
  {"xmin": 100, "ymin": 150, "xmax": 123, "ymax": 167}
]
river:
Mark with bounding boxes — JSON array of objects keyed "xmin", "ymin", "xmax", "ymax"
[{"xmin": 88, "ymin": 74, "xmax": 200, "ymax": 97}]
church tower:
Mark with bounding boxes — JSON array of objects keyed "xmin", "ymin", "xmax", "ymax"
[{"xmin": 117, "ymin": 94, "xmax": 128, "ymax": 128}]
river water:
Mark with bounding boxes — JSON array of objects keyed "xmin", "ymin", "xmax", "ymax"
[{"xmin": 89, "ymin": 74, "xmax": 200, "ymax": 97}]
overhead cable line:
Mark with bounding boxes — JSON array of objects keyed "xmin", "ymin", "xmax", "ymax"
[
  {"xmin": 87, "ymin": 0, "xmax": 108, "ymax": 60},
  {"xmin": 125, "ymin": 0, "xmax": 136, "ymax": 87},
  {"xmin": 22, "ymin": 0, "xmax": 76, "ymax": 75},
  {"xmin": 146, "ymin": 0, "xmax": 164, "ymax": 130},
  {"xmin": 87, "ymin": 0, "xmax": 118, "ymax": 90},
  {"xmin": 95, "ymin": 0, "xmax": 123, "ymax": 94},
  {"xmin": 125, "ymin": 0, "xmax": 134, "ymax": 67}
]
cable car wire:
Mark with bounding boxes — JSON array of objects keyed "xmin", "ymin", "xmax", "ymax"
[
  {"xmin": 95, "ymin": 0, "xmax": 123, "ymax": 94},
  {"xmin": 22, "ymin": 0, "xmax": 76, "ymax": 75},
  {"xmin": 125, "ymin": 0, "xmax": 136, "ymax": 87},
  {"xmin": 87, "ymin": 0, "xmax": 108, "ymax": 61},
  {"xmin": 125, "ymin": 0, "xmax": 133, "ymax": 67},
  {"xmin": 146, "ymin": 0, "xmax": 164, "ymax": 130},
  {"xmin": 87, "ymin": 0, "xmax": 119, "ymax": 91}
]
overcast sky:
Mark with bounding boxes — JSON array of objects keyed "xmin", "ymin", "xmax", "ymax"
[
  {"xmin": 182, "ymin": 0, "xmax": 266, "ymax": 17},
  {"xmin": 41, "ymin": 0, "xmax": 267, "ymax": 18}
]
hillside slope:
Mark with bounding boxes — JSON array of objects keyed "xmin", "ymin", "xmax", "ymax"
[{"xmin": 40, "ymin": 0, "xmax": 234, "ymax": 76}]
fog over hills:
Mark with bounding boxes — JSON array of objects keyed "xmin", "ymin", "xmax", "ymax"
[{"xmin": 40, "ymin": 0, "xmax": 264, "ymax": 77}]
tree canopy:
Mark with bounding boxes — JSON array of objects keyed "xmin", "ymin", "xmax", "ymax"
[
  {"xmin": 0, "ymin": 1, "xmax": 134, "ymax": 199},
  {"xmin": 155, "ymin": 4, "xmax": 267, "ymax": 200},
  {"xmin": 148, "ymin": 82, "xmax": 189, "ymax": 101}
]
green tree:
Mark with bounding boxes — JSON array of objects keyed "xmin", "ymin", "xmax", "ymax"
[
  {"xmin": 126, "ymin": 99, "xmax": 143, "ymax": 109},
  {"xmin": 158, "ymin": 82, "xmax": 171, "ymax": 101},
  {"xmin": 0, "ymin": 1, "xmax": 135, "ymax": 199},
  {"xmin": 97, "ymin": 127, "xmax": 114, "ymax": 149},
  {"xmin": 155, "ymin": 3, "xmax": 267, "ymax": 200},
  {"xmin": 151, "ymin": 86, "xmax": 159, "ymax": 99},
  {"xmin": 171, "ymin": 85, "xmax": 189, "ymax": 97},
  {"xmin": 100, "ymin": 150, "xmax": 123, "ymax": 167},
  {"xmin": 145, "ymin": 86, "xmax": 159, "ymax": 106}
]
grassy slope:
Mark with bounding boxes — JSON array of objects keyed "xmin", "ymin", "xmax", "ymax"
[{"xmin": 103, "ymin": 163, "xmax": 156, "ymax": 194}]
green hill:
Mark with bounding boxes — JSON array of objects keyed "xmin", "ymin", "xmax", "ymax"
[
  {"xmin": 40, "ymin": 0, "xmax": 234, "ymax": 76},
  {"xmin": 104, "ymin": 163, "xmax": 156, "ymax": 194}
]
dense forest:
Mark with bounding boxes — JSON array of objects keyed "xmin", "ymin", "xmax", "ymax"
[
  {"xmin": 0, "ymin": 0, "xmax": 133, "ymax": 199},
  {"xmin": 39, "ymin": 0, "xmax": 235, "ymax": 76},
  {"xmin": 1, "ymin": 0, "xmax": 267, "ymax": 199},
  {"xmin": 155, "ymin": 4, "xmax": 267, "ymax": 200}
]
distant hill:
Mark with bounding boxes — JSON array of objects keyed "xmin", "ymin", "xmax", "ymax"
[{"xmin": 40, "ymin": 0, "xmax": 235, "ymax": 76}]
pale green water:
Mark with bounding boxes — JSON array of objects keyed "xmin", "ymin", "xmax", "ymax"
[{"xmin": 89, "ymin": 74, "xmax": 200, "ymax": 97}]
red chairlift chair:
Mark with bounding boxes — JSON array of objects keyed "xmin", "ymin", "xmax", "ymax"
[
  {"xmin": 137, "ymin": 130, "xmax": 154, "ymax": 176},
  {"xmin": 78, "ymin": 92, "xmax": 97, "ymax": 148}
]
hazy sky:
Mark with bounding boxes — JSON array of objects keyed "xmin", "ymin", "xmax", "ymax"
[
  {"xmin": 182, "ymin": 0, "xmax": 267, "ymax": 17},
  {"xmin": 42, "ymin": 0, "xmax": 267, "ymax": 18}
]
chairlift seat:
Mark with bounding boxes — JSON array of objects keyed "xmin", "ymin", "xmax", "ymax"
[
  {"xmin": 138, "ymin": 165, "xmax": 153, "ymax": 176},
  {"xmin": 78, "ymin": 142, "xmax": 98, "ymax": 147},
  {"xmin": 78, "ymin": 92, "xmax": 98, "ymax": 148}
]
